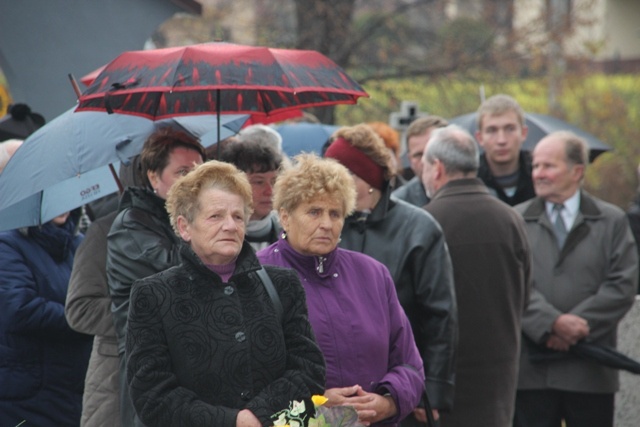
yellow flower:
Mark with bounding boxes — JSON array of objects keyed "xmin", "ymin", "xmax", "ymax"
[{"xmin": 311, "ymin": 395, "xmax": 328, "ymax": 407}]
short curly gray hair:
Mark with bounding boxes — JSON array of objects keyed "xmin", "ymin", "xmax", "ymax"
[
  {"xmin": 273, "ymin": 153, "xmax": 356, "ymax": 218},
  {"xmin": 166, "ymin": 160, "xmax": 254, "ymax": 236}
]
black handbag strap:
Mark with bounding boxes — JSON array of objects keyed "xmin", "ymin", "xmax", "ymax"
[
  {"xmin": 257, "ymin": 267, "xmax": 283, "ymax": 324},
  {"xmin": 423, "ymin": 388, "xmax": 436, "ymax": 426},
  {"xmin": 401, "ymin": 363, "xmax": 436, "ymax": 426}
]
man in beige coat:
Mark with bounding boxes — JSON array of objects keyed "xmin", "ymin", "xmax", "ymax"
[{"xmin": 513, "ymin": 131, "xmax": 638, "ymax": 427}]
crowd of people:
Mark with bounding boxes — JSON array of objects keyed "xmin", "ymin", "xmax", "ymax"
[{"xmin": 0, "ymin": 93, "xmax": 638, "ymax": 427}]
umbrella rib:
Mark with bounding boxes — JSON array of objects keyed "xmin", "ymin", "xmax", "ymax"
[{"xmin": 257, "ymin": 90, "xmax": 272, "ymax": 115}]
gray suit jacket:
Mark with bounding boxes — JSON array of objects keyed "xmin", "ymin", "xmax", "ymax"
[{"xmin": 515, "ymin": 191, "xmax": 638, "ymax": 392}]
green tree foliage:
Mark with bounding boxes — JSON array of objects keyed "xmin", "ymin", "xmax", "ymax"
[{"xmin": 336, "ymin": 73, "xmax": 640, "ymax": 208}]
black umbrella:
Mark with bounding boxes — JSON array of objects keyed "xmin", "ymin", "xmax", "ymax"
[
  {"xmin": 450, "ymin": 112, "xmax": 612, "ymax": 162},
  {"xmin": 0, "ymin": 103, "xmax": 45, "ymax": 142},
  {"xmin": 527, "ymin": 338, "xmax": 640, "ymax": 374}
]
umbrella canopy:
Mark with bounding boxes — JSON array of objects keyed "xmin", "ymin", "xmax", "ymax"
[
  {"xmin": 75, "ymin": 42, "xmax": 368, "ymax": 121},
  {"xmin": 274, "ymin": 122, "xmax": 340, "ymax": 157},
  {"xmin": 0, "ymin": 109, "xmax": 248, "ymax": 232},
  {"xmin": 80, "ymin": 65, "xmax": 305, "ymax": 126},
  {"xmin": 0, "ymin": 163, "xmax": 120, "ymax": 232},
  {"xmin": 449, "ymin": 112, "xmax": 612, "ymax": 161}
]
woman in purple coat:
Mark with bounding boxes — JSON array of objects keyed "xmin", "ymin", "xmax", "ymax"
[{"xmin": 257, "ymin": 154, "xmax": 424, "ymax": 427}]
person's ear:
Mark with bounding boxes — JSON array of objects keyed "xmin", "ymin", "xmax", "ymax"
[
  {"xmin": 435, "ymin": 159, "xmax": 445, "ymax": 180},
  {"xmin": 176, "ymin": 215, "xmax": 191, "ymax": 242},
  {"xmin": 147, "ymin": 170, "xmax": 158, "ymax": 191},
  {"xmin": 279, "ymin": 208, "xmax": 289, "ymax": 231},
  {"xmin": 475, "ymin": 129, "xmax": 484, "ymax": 146},
  {"xmin": 572, "ymin": 163, "xmax": 585, "ymax": 182}
]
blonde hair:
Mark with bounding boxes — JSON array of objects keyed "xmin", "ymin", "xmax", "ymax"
[
  {"xmin": 477, "ymin": 94, "xmax": 525, "ymax": 130},
  {"xmin": 332, "ymin": 124, "xmax": 395, "ymax": 181},
  {"xmin": 273, "ymin": 153, "xmax": 356, "ymax": 218},
  {"xmin": 166, "ymin": 161, "xmax": 254, "ymax": 235},
  {"xmin": 405, "ymin": 115, "xmax": 449, "ymax": 141}
]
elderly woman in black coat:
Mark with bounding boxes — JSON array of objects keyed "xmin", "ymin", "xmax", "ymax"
[{"xmin": 126, "ymin": 161, "xmax": 325, "ymax": 427}]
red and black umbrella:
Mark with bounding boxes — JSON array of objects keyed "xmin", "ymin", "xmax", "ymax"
[
  {"xmin": 76, "ymin": 43, "xmax": 367, "ymax": 157},
  {"xmin": 76, "ymin": 42, "xmax": 367, "ymax": 119}
]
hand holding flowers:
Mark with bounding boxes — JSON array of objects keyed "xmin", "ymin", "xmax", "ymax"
[{"xmin": 272, "ymin": 394, "xmax": 365, "ymax": 427}]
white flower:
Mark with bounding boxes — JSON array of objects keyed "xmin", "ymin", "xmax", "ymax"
[
  {"xmin": 273, "ymin": 413, "xmax": 288, "ymax": 426},
  {"xmin": 290, "ymin": 399, "xmax": 306, "ymax": 417}
]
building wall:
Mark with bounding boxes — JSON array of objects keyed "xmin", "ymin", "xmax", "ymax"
[
  {"xmin": 514, "ymin": 0, "xmax": 640, "ymax": 64},
  {"xmin": 603, "ymin": 0, "xmax": 640, "ymax": 60}
]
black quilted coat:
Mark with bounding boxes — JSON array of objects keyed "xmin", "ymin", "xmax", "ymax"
[{"xmin": 126, "ymin": 242, "xmax": 326, "ymax": 427}]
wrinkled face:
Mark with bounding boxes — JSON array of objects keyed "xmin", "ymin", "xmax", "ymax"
[
  {"xmin": 148, "ymin": 147, "xmax": 203, "ymax": 199},
  {"xmin": 532, "ymin": 136, "xmax": 583, "ymax": 204},
  {"xmin": 279, "ymin": 194, "xmax": 345, "ymax": 257},
  {"xmin": 247, "ymin": 170, "xmax": 278, "ymax": 221},
  {"xmin": 177, "ymin": 188, "xmax": 246, "ymax": 265},
  {"xmin": 407, "ymin": 130, "xmax": 434, "ymax": 178},
  {"xmin": 476, "ymin": 111, "xmax": 527, "ymax": 167}
]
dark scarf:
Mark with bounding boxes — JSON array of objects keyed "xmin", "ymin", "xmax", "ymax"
[{"xmin": 28, "ymin": 216, "xmax": 77, "ymax": 263}]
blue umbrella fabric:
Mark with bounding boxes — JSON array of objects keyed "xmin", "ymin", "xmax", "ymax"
[
  {"xmin": 449, "ymin": 112, "xmax": 612, "ymax": 161},
  {"xmin": 274, "ymin": 122, "xmax": 340, "ymax": 157},
  {"xmin": 0, "ymin": 109, "xmax": 248, "ymax": 232},
  {"xmin": 0, "ymin": 163, "xmax": 120, "ymax": 232}
]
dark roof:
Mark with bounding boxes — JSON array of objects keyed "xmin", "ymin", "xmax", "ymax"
[{"xmin": 0, "ymin": 0, "xmax": 201, "ymax": 121}]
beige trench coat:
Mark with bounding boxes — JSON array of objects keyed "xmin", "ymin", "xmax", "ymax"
[{"xmin": 65, "ymin": 211, "xmax": 120, "ymax": 426}]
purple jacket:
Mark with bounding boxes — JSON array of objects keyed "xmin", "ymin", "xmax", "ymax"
[{"xmin": 258, "ymin": 237, "xmax": 424, "ymax": 425}]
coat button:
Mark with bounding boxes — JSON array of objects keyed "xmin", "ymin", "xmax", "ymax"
[
  {"xmin": 240, "ymin": 390, "xmax": 251, "ymax": 400},
  {"xmin": 224, "ymin": 286, "xmax": 234, "ymax": 295},
  {"xmin": 235, "ymin": 332, "xmax": 246, "ymax": 343}
]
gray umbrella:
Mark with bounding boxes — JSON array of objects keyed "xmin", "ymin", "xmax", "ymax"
[{"xmin": 450, "ymin": 112, "xmax": 613, "ymax": 162}]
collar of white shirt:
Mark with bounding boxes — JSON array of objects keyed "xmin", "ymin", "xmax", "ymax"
[{"xmin": 545, "ymin": 190, "xmax": 580, "ymax": 231}]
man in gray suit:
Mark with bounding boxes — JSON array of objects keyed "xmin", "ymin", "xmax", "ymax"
[{"xmin": 513, "ymin": 131, "xmax": 638, "ymax": 427}]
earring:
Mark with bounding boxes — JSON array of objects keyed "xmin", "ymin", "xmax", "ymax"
[
  {"xmin": 368, "ymin": 188, "xmax": 373, "ymax": 194},
  {"xmin": 281, "ymin": 231, "xmax": 287, "ymax": 239}
]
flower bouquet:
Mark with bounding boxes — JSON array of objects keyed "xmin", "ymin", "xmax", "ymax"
[{"xmin": 271, "ymin": 395, "xmax": 364, "ymax": 427}]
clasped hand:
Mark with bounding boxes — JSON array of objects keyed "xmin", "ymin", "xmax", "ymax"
[
  {"xmin": 324, "ymin": 385, "xmax": 397, "ymax": 426},
  {"xmin": 547, "ymin": 314, "xmax": 590, "ymax": 351}
]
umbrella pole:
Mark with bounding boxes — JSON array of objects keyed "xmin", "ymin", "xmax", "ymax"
[
  {"xmin": 216, "ymin": 89, "xmax": 221, "ymax": 159},
  {"xmin": 109, "ymin": 163, "xmax": 124, "ymax": 194},
  {"xmin": 68, "ymin": 74, "xmax": 82, "ymax": 100}
]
